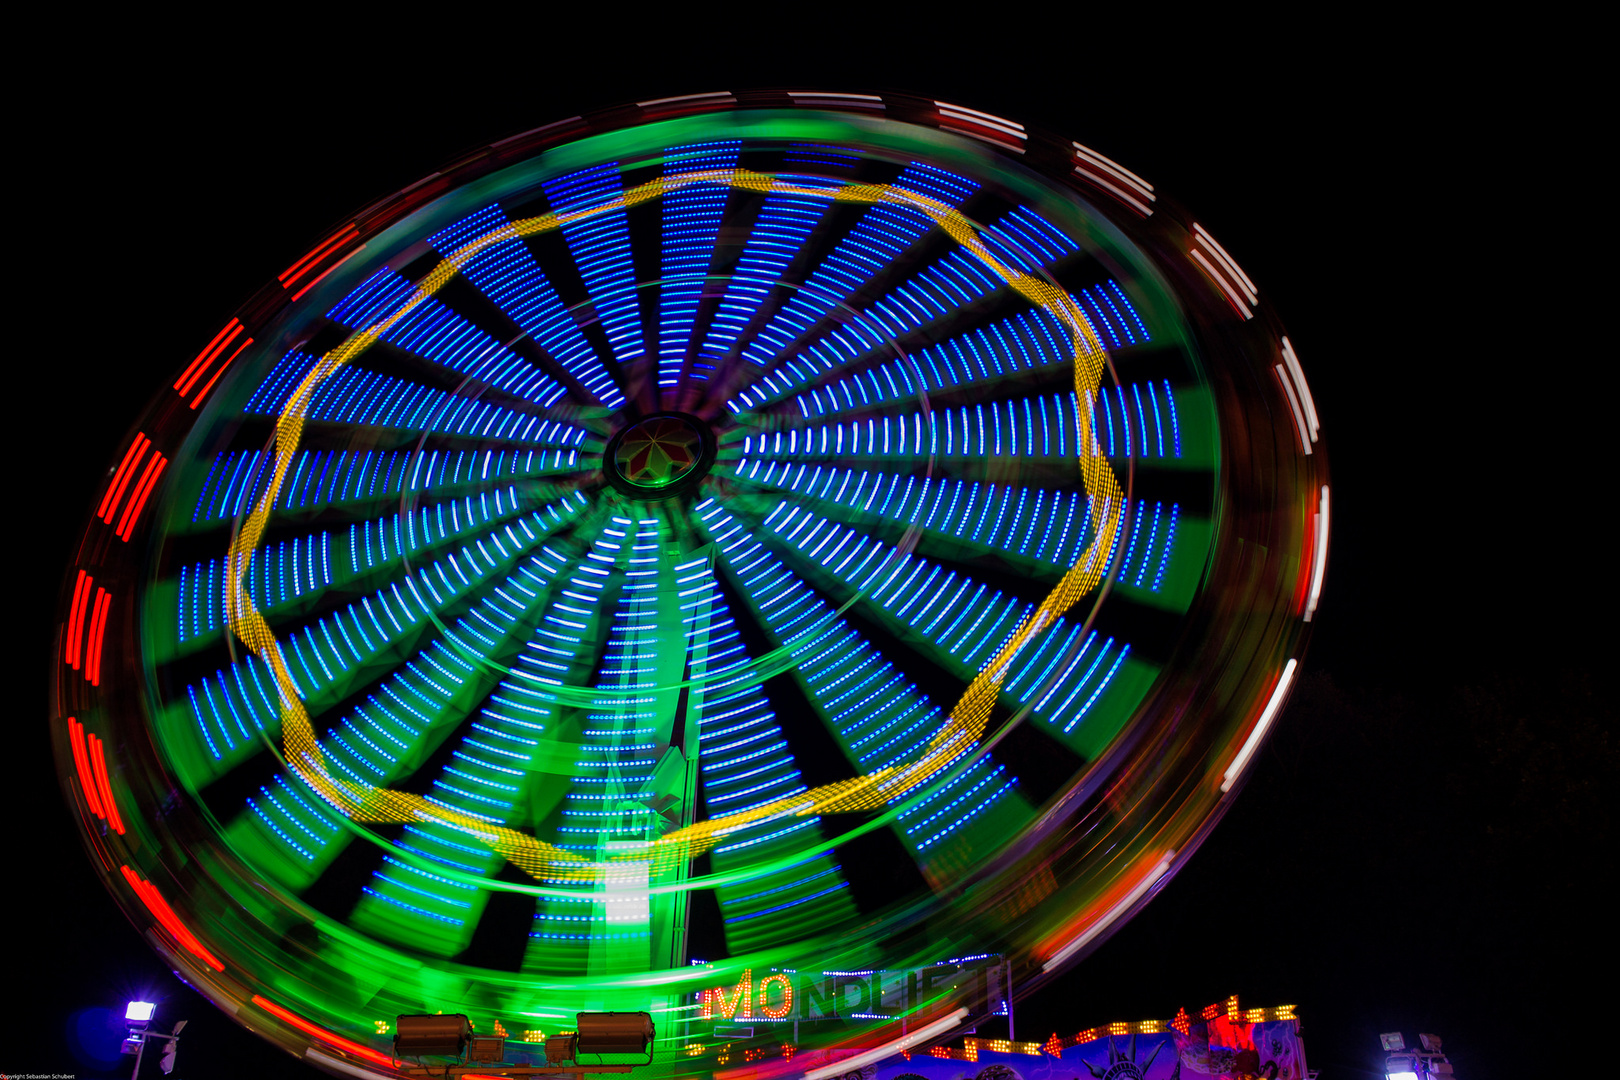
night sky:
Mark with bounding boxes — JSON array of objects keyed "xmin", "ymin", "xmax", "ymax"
[{"xmin": 15, "ymin": 23, "xmax": 1604, "ymax": 1080}]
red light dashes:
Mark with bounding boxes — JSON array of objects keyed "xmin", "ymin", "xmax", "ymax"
[
  {"xmin": 116, "ymin": 454, "xmax": 167, "ymax": 540},
  {"xmin": 65, "ymin": 570, "xmax": 92, "ymax": 669},
  {"xmin": 174, "ymin": 320, "xmax": 254, "ymax": 410},
  {"xmin": 98, "ymin": 434, "xmax": 149, "ymax": 520},
  {"xmin": 98, "ymin": 433, "xmax": 167, "ymax": 541},
  {"xmin": 279, "ymin": 224, "xmax": 365, "ymax": 302},
  {"xmin": 67, "ymin": 717, "xmax": 105, "ymax": 819},
  {"xmin": 65, "ymin": 572, "xmax": 112, "ymax": 685},
  {"xmin": 121, "ymin": 866, "xmax": 225, "ymax": 971},
  {"xmin": 89, "ymin": 731, "xmax": 126, "ymax": 834},
  {"xmin": 67, "ymin": 718, "xmax": 125, "ymax": 834},
  {"xmin": 86, "ymin": 587, "xmax": 111, "ymax": 686}
]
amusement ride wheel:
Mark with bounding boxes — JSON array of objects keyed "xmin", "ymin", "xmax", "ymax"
[{"xmin": 52, "ymin": 91, "xmax": 1328, "ymax": 1077}]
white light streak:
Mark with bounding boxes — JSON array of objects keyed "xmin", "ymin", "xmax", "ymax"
[
  {"xmin": 934, "ymin": 101, "xmax": 1028, "ymax": 138},
  {"xmin": 303, "ymin": 1050, "xmax": 392, "ymax": 1079},
  {"xmin": 1221, "ymin": 659, "xmax": 1298, "ymax": 792},
  {"xmin": 1072, "ymin": 141, "xmax": 1156, "ymax": 199},
  {"xmin": 801, "ymin": 1008, "xmax": 970, "ymax": 1080},
  {"xmin": 1276, "ymin": 365, "xmax": 1313, "ymax": 454},
  {"xmin": 1193, "ymin": 223, "xmax": 1258, "ymax": 298},
  {"xmin": 637, "ymin": 91, "xmax": 735, "ymax": 107},
  {"xmin": 1280, "ymin": 337, "xmax": 1320, "ymax": 441},
  {"xmin": 1070, "ymin": 167, "xmax": 1155, "ymax": 216},
  {"xmin": 1041, "ymin": 854, "xmax": 1174, "ymax": 972},
  {"xmin": 1304, "ymin": 487, "xmax": 1329, "ymax": 622},
  {"xmin": 789, "ymin": 91, "xmax": 882, "ymax": 102},
  {"xmin": 1190, "ymin": 249, "xmax": 1255, "ymax": 318}
]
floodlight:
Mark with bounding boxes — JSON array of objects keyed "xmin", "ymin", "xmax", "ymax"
[
  {"xmin": 1386, "ymin": 1052, "xmax": 1419, "ymax": 1080},
  {"xmin": 468, "ymin": 1035, "xmax": 506, "ymax": 1063},
  {"xmin": 126, "ymin": 1001, "xmax": 157, "ymax": 1023},
  {"xmin": 393, "ymin": 1014, "xmax": 471, "ymax": 1057},
  {"xmin": 1379, "ymin": 1031, "xmax": 1407, "ymax": 1051},
  {"xmin": 576, "ymin": 1011, "xmax": 655, "ymax": 1056},
  {"xmin": 546, "ymin": 1034, "xmax": 578, "ymax": 1064},
  {"xmin": 1419, "ymin": 1033, "xmax": 1442, "ymax": 1052}
]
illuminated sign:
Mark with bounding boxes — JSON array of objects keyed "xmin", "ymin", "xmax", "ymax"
[{"xmin": 699, "ymin": 958, "xmax": 1003, "ymax": 1023}]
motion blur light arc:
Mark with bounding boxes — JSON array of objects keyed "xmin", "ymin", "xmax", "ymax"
[{"xmin": 51, "ymin": 90, "xmax": 1326, "ymax": 1078}]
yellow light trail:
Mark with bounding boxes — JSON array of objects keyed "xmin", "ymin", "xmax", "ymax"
[{"xmin": 224, "ymin": 166, "xmax": 1125, "ymax": 883}]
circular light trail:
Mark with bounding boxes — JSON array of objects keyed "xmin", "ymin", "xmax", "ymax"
[{"xmin": 51, "ymin": 92, "xmax": 1327, "ymax": 1079}]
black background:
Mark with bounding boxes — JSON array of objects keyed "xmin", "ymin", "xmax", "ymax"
[{"xmin": 12, "ymin": 18, "xmax": 1604, "ymax": 1080}]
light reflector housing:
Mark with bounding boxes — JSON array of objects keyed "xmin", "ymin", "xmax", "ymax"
[
  {"xmin": 576, "ymin": 1012, "xmax": 655, "ymax": 1056},
  {"xmin": 393, "ymin": 1014, "xmax": 470, "ymax": 1057}
]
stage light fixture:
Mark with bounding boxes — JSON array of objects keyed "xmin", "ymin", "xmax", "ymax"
[
  {"xmin": 393, "ymin": 1014, "xmax": 471, "ymax": 1057},
  {"xmin": 545, "ymin": 1034, "xmax": 577, "ymax": 1065},
  {"xmin": 576, "ymin": 1012, "xmax": 655, "ymax": 1057},
  {"xmin": 468, "ymin": 1035, "xmax": 506, "ymax": 1063}
]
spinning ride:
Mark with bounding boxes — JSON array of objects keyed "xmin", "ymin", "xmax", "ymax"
[{"xmin": 52, "ymin": 92, "xmax": 1328, "ymax": 1076}]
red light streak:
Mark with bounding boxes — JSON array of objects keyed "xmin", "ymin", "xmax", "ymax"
[
  {"xmin": 1039, "ymin": 852, "xmax": 1173, "ymax": 970},
  {"xmin": 278, "ymin": 225, "xmax": 360, "ymax": 288},
  {"xmin": 116, "ymin": 454, "xmax": 168, "ymax": 540},
  {"xmin": 1304, "ymin": 487, "xmax": 1329, "ymax": 623},
  {"xmin": 88, "ymin": 733, "xmax": 126, "ymax": 834},
  {"xmin": 65, "ymin": 570, "xmax": 90, "ymax": 668},
  {"xmin": 98, "ymin": 434, "xmax": 150, "ymax": 521},
  {"xmin": 115, "ymin": 452, "xmax": 163, "ymax": 538},
  {"xmin": 936, "ymin": 114, "xmax": 1028, "ymax": 153},
  {"xmin": 289, "ymin": 245, "xmax": 365, "ymax": 303},
  {"xmin": 67, "ymin": 718, "xmax": 106, "ymax": 820},
  {"xmin": 250, "ymin": 994, "xmax": 396, "ymax": 1067},
  {"xmin": 121, "ymin": 866, "xmax": 225, "ymax": 971},
  {"xmin": 188, "ymin": 338, "xmax": 253, "ymax": 409},
  {"xmin": 175, "ymin": 320, "xmax": 243, "ymax": 398},
  {"xmin": 86, "ymin": 587, "xmax": 111, "ymax": 686},
  {"xmin": 1292, "ymin": 509, "xmax": 1316, "ymax": 616}
]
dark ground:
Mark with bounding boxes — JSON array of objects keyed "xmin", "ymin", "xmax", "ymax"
[{"xmin": 10, "ymin": 19, "xmax": 1605, "ymax": 1079}]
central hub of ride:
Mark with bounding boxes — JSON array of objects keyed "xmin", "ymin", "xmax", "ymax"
[{"xmin": 602, "ymin": 412, "xmax": 715, "ymax": 498}]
